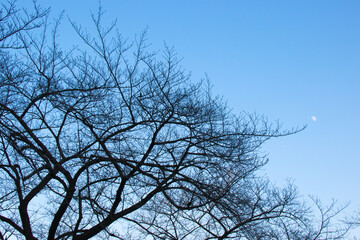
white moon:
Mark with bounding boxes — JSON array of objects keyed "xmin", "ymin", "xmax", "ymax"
[{"xmin": 311, "ymin": 116, "xmax": 317, "ymax": 122}]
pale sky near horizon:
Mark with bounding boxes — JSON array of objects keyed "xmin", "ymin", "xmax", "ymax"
[{"xmin": 20, "ymin": 0, "xmax": 360, "ymax": 234}]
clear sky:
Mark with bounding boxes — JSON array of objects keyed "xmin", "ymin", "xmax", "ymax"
[{"xmin": 21, "ymin": 0, "xmax": 360, "ymax": 231}]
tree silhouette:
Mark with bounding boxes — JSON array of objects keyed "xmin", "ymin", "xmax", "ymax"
[{"xmin": 0, "ymin": 2, "xmax": 350, "ymax": 239}]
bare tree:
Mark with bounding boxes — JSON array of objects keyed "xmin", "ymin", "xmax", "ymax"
[{"xmin": 0, "ymin": 2, "xmax": 351, "ymax": 239}]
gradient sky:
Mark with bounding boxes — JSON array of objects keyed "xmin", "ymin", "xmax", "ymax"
[{"xmin": 20, "ymin": 0, "xmax": 360, "ymax": 232}]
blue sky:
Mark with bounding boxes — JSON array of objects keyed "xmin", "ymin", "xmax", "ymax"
[{"xmin": 23, "ymin": 0, "xmax": 360, "ymax": 225}]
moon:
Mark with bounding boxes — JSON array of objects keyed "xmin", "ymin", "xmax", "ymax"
[{"xmin": 311, "ymin": 116, "xmax": 317, "ymax": 122}]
